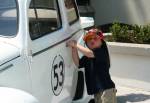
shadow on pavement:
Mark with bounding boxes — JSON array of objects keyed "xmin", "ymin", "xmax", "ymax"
[{"xmin": 117, "ymin": 93, "xmax": 150, "ymax": 103}]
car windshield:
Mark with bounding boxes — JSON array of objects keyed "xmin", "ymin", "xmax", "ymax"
[{"xmin": 0, "ymin": 0, "xmax": 18, "ymax": 37}]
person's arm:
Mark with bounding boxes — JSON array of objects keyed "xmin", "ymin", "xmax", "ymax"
[
  {"xmin": 66, "ymin": 40, "xmax": 95, "ymax": 58},
  {"xmin": 75, "ymin": 44, "xmax": 95, "ymax": 58},
  {"xmin": 67, "ymin": 40, "xmax": 89, "ymax": 68},
  {"xmin": 72, "ymin": 47, "xmax": 79, "ymax": 67}
]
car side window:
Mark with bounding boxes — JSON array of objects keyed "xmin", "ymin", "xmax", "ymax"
[
  {"xmin": 65, "ymin": 0, "xmax": 79, "ymax": 24},
  {"xmin": 0, "ymin": 0, "xmax": 18, "ymax": 37},
  {"xmin": 28, "ymin": 0, "xmax": 62, "ymax": 40}
]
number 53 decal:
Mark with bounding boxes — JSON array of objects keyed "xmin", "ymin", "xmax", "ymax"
[{"xmin": 51, "ymin": 55, "xmax": 65, "ymax": 96}]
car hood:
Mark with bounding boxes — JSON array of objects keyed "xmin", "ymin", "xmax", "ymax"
[{"xmin": 0, "ymin": 41, "xmax": 20, "ymax": 66}]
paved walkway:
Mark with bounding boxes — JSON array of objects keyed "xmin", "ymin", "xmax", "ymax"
[
  {"xmin": 73, "ymin": 85, "xmax": 150, "ymax": 103},
  {"xmin": 117, "ymin": 86, "xmax": 150, "ymax": 103}
]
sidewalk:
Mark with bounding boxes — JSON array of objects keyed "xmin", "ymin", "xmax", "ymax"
[
  {"xmin": 73, "ymin": 85, "xmax": 150, "ymax": 103},
  {"xmin": 117, "ymin": 86, "xmax": 150, "ymax": 103}
]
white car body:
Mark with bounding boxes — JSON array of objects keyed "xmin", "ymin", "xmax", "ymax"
[
  {"xmin": 80, "ymin": 17, "xmax": 94, "ymax": 29},
  {"xmin": 0, "ymin": 0, "xmax": 93, "ymax": 103}
]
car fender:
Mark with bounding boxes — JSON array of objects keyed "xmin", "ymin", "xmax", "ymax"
[{"xmin": 0, "ymin": 87, "xmax": 40, "ymax": 103}]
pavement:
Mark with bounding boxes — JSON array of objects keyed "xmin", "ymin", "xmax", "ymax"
[
  {"xmin": 73, "ymin": 85, "xmax": 150, "ymax": 103},
  {"xmin": 116, "ymin": 86, "xmax": 150, "ymax": 103}
]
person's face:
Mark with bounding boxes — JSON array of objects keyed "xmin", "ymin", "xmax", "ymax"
[{"xmin": 86, "ymin": 35, "xmax": 102, "ymax": 50}]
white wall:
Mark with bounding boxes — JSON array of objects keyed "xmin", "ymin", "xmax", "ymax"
[
  {"xmin": 108, "ymin": 42, "xmax": 150, "ymax": 91},
  {"xmin": 91, "ymin": 0, "xmax": 150, "ymax": 25}
]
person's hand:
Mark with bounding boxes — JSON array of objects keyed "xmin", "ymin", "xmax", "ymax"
[{"xmin": 66, "ymin": 40, "xmax": 77, "ymax": 48}]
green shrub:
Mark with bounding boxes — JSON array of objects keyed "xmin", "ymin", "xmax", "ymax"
[{"xmin": 108, "ymin": 22, "xmax": 150, "ymax": 44}]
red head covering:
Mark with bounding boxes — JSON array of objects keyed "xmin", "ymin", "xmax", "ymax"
[{"xmin": 83, "ymin": 29, "xmax": 104, "ymax": 42}]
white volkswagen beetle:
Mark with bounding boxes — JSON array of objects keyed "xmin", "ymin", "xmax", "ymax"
[{"xmin": 0, "ymin": 0, "xmax": 93, "ymax": 103}]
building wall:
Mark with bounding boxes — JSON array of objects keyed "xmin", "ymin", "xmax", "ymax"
[{"xmin": 91, "ymin": 0, "xmax": 150, "ymax": 25}]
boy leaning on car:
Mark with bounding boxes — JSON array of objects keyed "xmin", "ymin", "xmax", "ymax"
[{"xmin": 67, "ymin": 28, "xmax": 117, "ymax": 103}]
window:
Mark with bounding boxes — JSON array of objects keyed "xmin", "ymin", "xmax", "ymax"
[
  {"xmin": 0, "ymin": 0, "xmax": 18, "ymax": 37},
  {"xmin": 76, "ymin": 0, "xmax": 90, "ymax": 6},
  {"xmin": 29, "ymin": 0, "xmax": 62, "ymax": 40},
  {"xmin": 65, "ymin": 0, "xmax": 79, "ymax": 24}
]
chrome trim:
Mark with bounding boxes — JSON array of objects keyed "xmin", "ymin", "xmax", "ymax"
[
  {"xmin": 32, "ymin": 29, "xmax": 82, "ymax": 57},
  {"xmin": 0, "ymin": 64, "xmax": 13, "ymax": 73},
  {"xmin": 0, "ymin": 56, "xmax": 20, "ymax": 67}
]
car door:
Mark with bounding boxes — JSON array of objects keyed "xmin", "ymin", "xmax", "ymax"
[{"xmin": 27, "ymin": 0, "xmax": 82, "ymax": 103}]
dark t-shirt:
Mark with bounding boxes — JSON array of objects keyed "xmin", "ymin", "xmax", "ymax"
[{"xmin": 79, "ymin": 41, "xmax": 115, "ymax": 95}]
